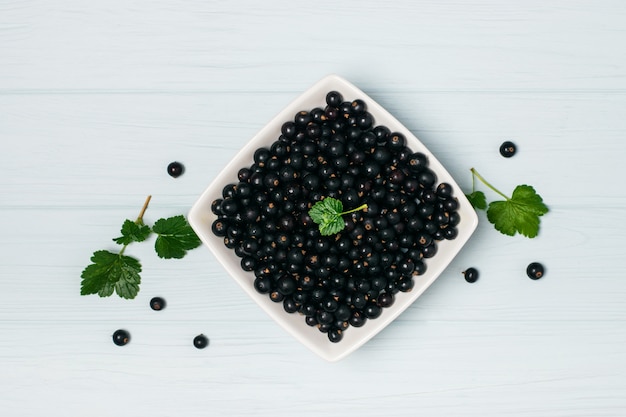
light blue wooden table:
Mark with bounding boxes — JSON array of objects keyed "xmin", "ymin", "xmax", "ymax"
[{"xmin": 2, "ymin": 1, "xmax": 626, "ymax": 416}]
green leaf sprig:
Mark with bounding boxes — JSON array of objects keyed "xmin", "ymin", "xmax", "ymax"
[
  {"xmin": 466, "ymin": 168, "xmax": 549, "ymax": 238},
  {"xmin": 308, "ymin": 197, "xmax": 368, "ymax": 236},
  {"xmin": 80, "ymin": 196, "xmax": 201, "ymax": 299}
]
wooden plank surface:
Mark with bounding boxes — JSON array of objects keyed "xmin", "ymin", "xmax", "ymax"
[{"xmin": 2, "ymin": 1, "xmax": 626, "ymax": 416}]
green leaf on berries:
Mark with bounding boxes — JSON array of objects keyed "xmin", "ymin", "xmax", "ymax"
[
  {"xmin": 486, "ymin": 185, "xmax": 549, "ymax": 238},
  {"xmin": 465, "ymin": 191, "xmax": 487, "ymax": 210},
  {"xmin": 309, "ymin": 198, "xmax": 344, "ymax": 236},
  {"xmin": 80, "ymin": 250, "xmax": 141, "ymax": 299},
  {"xmin": 309, "ymin": 197, "xmax": 368, "ymax": 236},
  {"xmin": 113, "ymin": 219, "xmax": 152, "ymax": 245},
  {"xmin": 153, "ymin": 215, "xmax": 202, "ymax": 259}
]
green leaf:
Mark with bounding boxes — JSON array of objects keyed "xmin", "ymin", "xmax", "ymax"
[
  {"xmin": 308, "ymin": 198, "xmax": 345, "ymax": 236},
  {"xmin": 80, "ymin": 250, "xmax": 141, "ymax": 299},
  {"xmin": 486, "ymin": 185, "xmax": 549, "ymax": 238},
  {"xmin": 113, "ymin": 219, "xmax": 152, "ymax": 245},
  {"xmin": 152, "ymin": 215, "xmax": 202, "ymax": 259},
  {"xmin": 466, "ymin": 191, "xmax": 487, "ymax": 210}
]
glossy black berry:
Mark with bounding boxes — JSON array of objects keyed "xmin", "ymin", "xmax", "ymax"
[
  {"xmin": 463, "ymin": 267, "xmax": 479, "ymax": 283},
  {"xmin": 526, "ymin": 262, "xmax": 545, "ymax": 280},
  {"xmin": 499, "ymin": 141, "xmax": 517, "ymax": 157},
  {"xmin": 193, "ymin": 334, "xmax": 209, "ymax": 349},
  {"xmin": 388, "ymin": 132, "xmax": 406, "ymax": 151},
  {"xmin": 351, "ymin": 99, "xmax": 367, "ymax": 114},
  {"xmin": 326, "ymin": 91, "xmax": 343, "ymax": 107},
  {"xmin": 349, "ymin": 311, "xmax": 367, "ymax": 327},
  {"xmin": 408, "ymin": 152, "xmax": 428, "ymax": 172},
  {"xmin": 253, "ymin": 276, "xmax": 272, "ymax": 293},
  {"xmin": 276, "ymin": 274, "xmax": 296, "ymax": 295},
  {"xmin": 328, "ymin": 328, "xmax": 343, "ymax": 343},
  {"xmin": 281, "ymin": 121, "xmax": 297, "ymax": 138},
  {"xmin": 150, "ymin": 297, "xmax": 166, "ymax": 311},
  {"xmin": 167, "ymin": 161, "xmax": 184, "ymax": 178},
  {"xmin": 377, "ymin": 292, "xmax": 394, "ymax": 308},
  {"xmin": 112, "ymin": 329, "xmax": 130, "ymax": 346},
  {"xmin": 364, "ymin": 304, "xmax": 382, "ymax": 319}
]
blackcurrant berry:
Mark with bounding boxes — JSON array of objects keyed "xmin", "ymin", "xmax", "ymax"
[
  {"xmin": 377, "ymin": 292, "xmax": 394, "ymax": 308},
  {"xmin": 294, "ymin": 110, "xmax": 312, "ymax": 126},
  {"xmin": 211, "ymin": 219, "xmax": 229, "ymax": 236},
  {"xmin": 499, "ymin": 141, "xmax": 517, "ymax": 157},
  {"xmin": 112, "ymin": 329, "xmax": 130, "ymax": 346},
  {"xmin": 270, "ymin": 290, "xmax": 285, "ymax": 303},
  {"xmin": 327, "ymin": 328, "xmax": 343, "ymax": 343},
  {"xmin": 387, "ymin": 132, "xmax": 406, "ymax": 151},
  {"xmin": 150, "ymin": 297, "xmax": 166, "ymax": 311},
  {"xmin": 281, "ymin": 121, "xmax": 297, "ymax": 138},
  {"xmin": 326, "ymin": 91, "xmax": 343, "ymax": 107},
  {"xmin": 364, "ymin": 304, "xmax": 382, "ymax": 319},
  {"xmin": 436, "ymin": 183, "xmax": 453, "ymax": 198},
  {"xmin": 407, "ymin": 152, "xmax": 428, "ymax": 172},
  {"xmin": 526, "ymin": 262, "xmax": 545, "ymax": 280},
  {"xmin": 397, "ymin": 277, "xmax": 414, "ymax": 292},
  {"xmin": 276, "ymin": 274, "xmax": 296, "ymax": 295},
  {"xmin": 463, "ymin": 267, "xmax": 479, "ymax": 283},
  {"xmin": 253, "ymin": 276, "xmax": 272, "ymax": 294},
  {"xmin": 283, "ymin": 296, "xmax": 299, "ymax": 313},
  {"xmin": 167, "ymin": 161, "xmax": 184, "ymax": 178},
  {"xmin": 349, "ymin": 311, "xmax": 367, "ymax": 327},
  {"xmin": 193, "ymin": 334, "xmax": 209, "ymax": 349},
  {"xmin": 351, "ymin": 99, "xmax": 367, "ymax": 114}
]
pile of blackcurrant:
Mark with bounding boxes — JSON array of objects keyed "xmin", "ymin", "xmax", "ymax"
[{"xmin": 210, "ymin": 91, "xmax": 461, "ymax": 343}]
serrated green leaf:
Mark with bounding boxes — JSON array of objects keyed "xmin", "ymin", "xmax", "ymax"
[
  {"xmin": 152, "ymin": 215, "xmax": 202, "ymax": 259},
  {"xmin": 308, "ymin": 198, "xmax": 346, "ymax": 236},
  {"xmin": 486, "ymin": 185, "xmax": 549, "ymax": 238},
  {"xmin": 466, "ymin": 191, "xmax": 487, "ymax": 210},
  {"xmin": 80, "ymin": 250, "xmax": 142, "ymax": 299},
  {"xmin": 511, "ymin": 185, "xmax": 549, "ymax": 215},
  {"xmin": 308, "ymin": 198, "xmax": 343, "ymax": 224},
  {"xmin": 319, "ymin": 217, "xmax": 345, "ymax": 236},
  {"xmin": 113, "ymin": 219, "xmax": 152, "ymax": 245}
]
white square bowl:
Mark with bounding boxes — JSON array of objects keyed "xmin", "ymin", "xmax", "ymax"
[{"xmin": 189, "ymin": 74, "xmax": 478, "ymax": 361}]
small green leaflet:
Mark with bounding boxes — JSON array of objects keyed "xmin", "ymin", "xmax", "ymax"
[
  {"xmin": 152, "ymin": 215, "xmax": 202, "ymax": 259},
  {"xmin": 308, "ymin": 198, "xmax": 368, "ymax": 236},
  {"xmin": 309, "ymin": 198, "xmax": 346, "ymax": 236},
  {"xmin": 80, "ymin": 250, "xmax": 141, "ymax": 299},
  {"xmin": 465, "ymin": 191, "xmax": 487, "ymax": 210},
  {"xmin": 486, "ymin": 185, "xmax": 549, "ymax": 238},
  {"xmin": 113, "ymin": 219, "xmax": 151, "ymax": 245}
]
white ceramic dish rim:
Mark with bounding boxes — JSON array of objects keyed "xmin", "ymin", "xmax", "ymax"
[{"xmin": 189, "ymin": 74, "xmax": 478, "ymax": 361}]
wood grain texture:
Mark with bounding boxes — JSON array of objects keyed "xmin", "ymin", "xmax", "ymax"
[{"xmin": 1, "ymin": 0, "xmax": 626, "ymax": 416}]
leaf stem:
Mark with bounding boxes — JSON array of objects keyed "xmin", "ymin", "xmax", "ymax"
[
  {"xmin": 470, "ymin": 168, "xmax": 510, "ymax": 200},
  {"xmin": 120, "ymin": 195, "xmax": 152, "ymax": 256},
  {"xmin": 471, "ymin": 170, "xmax": 476, "ymax": 193},
  {"xmin": 136, "ymin": 195, "xmax": 152, "ymax": 224},
  {"xmin": 340, "ymin": 203, "xmax": 368, "ymax": 216}
]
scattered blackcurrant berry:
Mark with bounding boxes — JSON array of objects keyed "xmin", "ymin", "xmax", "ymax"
[
  {"xmin": 526, "ymin": 262, "xmax": 545, "ymax": 280},
  {"xmin": 193, "ymin": 334, "xmax": 209, "ymax": 349},
  {"xmin": 150, "ymin": 297, "xmax": 166, "ymax": 311},
  {"xmin": 112, "ymin": 329, "xmax": 130, "ymax": 346},
  {"xmin": 167, "ymin": 161, "xmax": 185, "ymax": 177},
  {"xmin": 499, "ymin": 141, "xmax": 517, "ymax": 158},
  {"xmin": 463, "ymin": 267, "xmax": 479, "ymax": 283}
]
